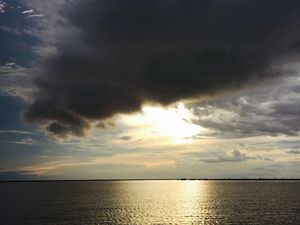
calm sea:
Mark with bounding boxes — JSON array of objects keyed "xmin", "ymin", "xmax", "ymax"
[{"xmin": 0, "ymin": 180, "xmax": 300, "ymax": 225}]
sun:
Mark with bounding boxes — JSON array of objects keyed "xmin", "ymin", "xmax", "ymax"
[{"xmin": 121, "ymin": 103, "xmax": 202, "ymax": 143}]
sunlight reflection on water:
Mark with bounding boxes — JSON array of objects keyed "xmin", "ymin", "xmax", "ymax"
[{"xmin": 1, "ymin": 180, "xmax": 300, "ymax": 225}]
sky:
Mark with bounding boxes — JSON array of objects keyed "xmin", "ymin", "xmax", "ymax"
[{"xmin": 1, "ymin": 0, "xmax": 300, "ymax": 180}]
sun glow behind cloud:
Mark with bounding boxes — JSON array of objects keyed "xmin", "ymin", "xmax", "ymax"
[{"xmin": 120, "ymin": 103, "xmax": 202, "ymax": 144}]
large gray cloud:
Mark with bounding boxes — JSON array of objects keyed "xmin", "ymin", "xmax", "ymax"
[
  {"xmin": 188, "ymin": 72, "xmax": 300, "ymax": 138},
  {"xmin": 23, "ymin": 0, "xmax": 300, "ymax": 138}
]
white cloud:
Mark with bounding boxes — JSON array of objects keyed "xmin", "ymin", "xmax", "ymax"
[
  {"xmin": 0, "ymin": 130, "xmax": 34, "ymax": 135},
  {"xmin": 22, "ymin": 9, "xmax": 34, "ymax": 14},
  {"xmin": 13, "ymin": 138, "xmax": 38, "ymax": 145},
  {"xmin": 26, "ymin": 13, "xmax": 44, "ymax": 18},
  {"xmin": 0, "ymin": 1, "xmax": 5, "ymax": 13}
]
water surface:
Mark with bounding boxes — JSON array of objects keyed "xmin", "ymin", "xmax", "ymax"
[{"xmin": 1, "ymin": 180, "xmax": 300, "ymax": 224}]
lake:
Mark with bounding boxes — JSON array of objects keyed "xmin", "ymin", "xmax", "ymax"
[{"xmin": 1, "ymin": 180, "xmax": 300, "ymax": 224}]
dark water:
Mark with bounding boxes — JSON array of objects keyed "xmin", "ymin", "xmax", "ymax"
[{"xmin": 1, "ymin": 181, "xmax": 300, "ymax": 225}]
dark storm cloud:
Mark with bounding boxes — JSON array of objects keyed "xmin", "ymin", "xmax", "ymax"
[{"xmin": 24, "ymin": 0, "xmax": 300, "ymax": 138}]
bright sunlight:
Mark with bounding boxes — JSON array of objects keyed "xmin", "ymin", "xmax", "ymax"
[{"xmin": 121, "ymin": 103, "xmax": 202, "ymax": 143}]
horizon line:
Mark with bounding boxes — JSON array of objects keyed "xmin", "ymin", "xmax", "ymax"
[{"xmin": 1, "ymin": 178, "xmax": 300, "ymax": 182}]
